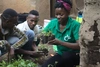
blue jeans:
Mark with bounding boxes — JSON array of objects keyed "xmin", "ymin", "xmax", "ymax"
[
  {"xmin": 7, "ymin": 30, "xmax": 34, "ymax": 50},
  {"xmin": 21, "ymin": 30, "xmax": 34, "ymax": 50}
]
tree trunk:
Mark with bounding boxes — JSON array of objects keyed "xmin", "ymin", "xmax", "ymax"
[{"xmin": 80, "ymin": 0, "xmax": 100, "ymax": 67}]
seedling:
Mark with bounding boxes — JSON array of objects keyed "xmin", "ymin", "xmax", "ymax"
[
  {"xmin": 40, "ymin": 31, "xmax": 55, "ymax": 44},
  {"xmin": 38, "ymin": 44, "xmax": 49, "ymax": 56}
]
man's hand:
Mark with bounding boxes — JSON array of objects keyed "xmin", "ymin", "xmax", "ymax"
[
  {"xmin": 0, "ymin": 40, "xmax": 11, "ymax": 55},
  {"xmin": 30, "ymin": 51, "xmax": 45, "ymax": 58},
  {"xmin": 9, "ymin": 47, "xmax": 14, "ymax": 56},
  {"xmin": 5, "ymin": 41, "xmax": 11, "ymax": 51}
]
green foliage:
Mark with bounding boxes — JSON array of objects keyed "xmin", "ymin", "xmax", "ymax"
[
  {"xmin": 38, "ymin": 44, "xmax": 50, "ymax": 50},
  {"xmin": 0, "ymin": 55, "xmax": 38, "ymax": 67},
  {"xmin": 41, "ymin": 30, "xmax": 53, "ymax": 36},
  {"xmin": 38, "ymin": 44, "xmax": 47, "ymax": 50},
  {"xmin": 38, "ymin": 44, "xmax": 49, "ymax": 56}
]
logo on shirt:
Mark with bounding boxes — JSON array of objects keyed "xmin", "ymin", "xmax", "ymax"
[{"xmin": 64, "ymin": 35, "xmax": 71, "ymax": 41}]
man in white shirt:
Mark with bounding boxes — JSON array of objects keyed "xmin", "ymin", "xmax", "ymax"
[{"xmin": 17, "ymin": 10, "xmax": 43, "ymax": 58}]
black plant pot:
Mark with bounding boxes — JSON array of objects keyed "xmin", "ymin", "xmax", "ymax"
[
  {"xmin": 41, "ymin": 36, "xmax": 49, "ymax": 44},
  {"xmin": 48, "ymin": 35, "xmax": 55, "ymax": 41},
  {"xmin": 38, "ymin": 48, "xmax": 48, "ymax": 56}
]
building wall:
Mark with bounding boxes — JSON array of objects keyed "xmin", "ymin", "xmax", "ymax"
[
  {"xmin": 0, "ymin": 0, "xmax": 50, "ymax": 25},
  {"xmin": 0, "ymin": 0, "xmax": 84, "ymax": 25},
  {"xmin": 70, "ymin": 0, "xmax": 84, "ymax": 18},
  {"xmin": 36, "ymin": 0, "xmax": 50, "ymax": 25}
]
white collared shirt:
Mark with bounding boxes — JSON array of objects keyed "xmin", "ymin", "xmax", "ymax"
[{"xmin": 17, "ymin": 21, "xmax": 41, "ymax": 41}]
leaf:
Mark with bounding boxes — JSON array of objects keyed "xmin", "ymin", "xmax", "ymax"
[{"xmin": 0, "ymin": 55, "xmax": 38, "ymax": 67}]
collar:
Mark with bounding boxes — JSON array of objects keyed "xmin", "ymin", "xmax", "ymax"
[
  {"xmin": 24, "ymin": 21, "xmax": 31, "ymax": 30},
  {"xmin": 56, "ymin": 17, "xmax": 72, "ymax": 33}
]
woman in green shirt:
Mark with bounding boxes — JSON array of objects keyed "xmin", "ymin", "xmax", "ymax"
[{"xmin": 42, "ymin": 0, "xmax": 80, "ymax": 67}]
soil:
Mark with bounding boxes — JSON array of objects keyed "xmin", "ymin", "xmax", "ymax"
[
  {"xmin": 38, "ymin": 48, "xmax": 49, "ymax": 56},
  {"xmin": 41, "ymin": 35, "xmax": 55, "ymax": 44},
  {"xmin": 48, "ymin": 35, "xmax": 55, "ymax": 41},
  {"xmin": 41, "ymin": 36, "xmax": 48, "ymax": 44}
]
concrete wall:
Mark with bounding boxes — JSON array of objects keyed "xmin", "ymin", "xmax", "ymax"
[
  {"xmin": 0, "ymin": 0, "xmax": 84, "ymax": 25},
  {"xmin": 0, "ymin": 0, "xmax": 36, "ymax": 13},
  {"xmin": 70, "ymin": 0, "xmax": 84, "ymax": 18},
  {"xmin": 0, "ymin": 0, "xmax": 50, "ymax": 25},
  {"xmin": 36, "ymin": 0, "xmax": 50, "ymax": 25}
]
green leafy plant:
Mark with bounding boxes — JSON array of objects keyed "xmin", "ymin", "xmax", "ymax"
[
  {"xmin": 40, "ymin": 30, "xmax": 55, "ymax": 44},
  {"xmin": 0, "ymin": 55, "xmax": 38, "ymax": 67},
  {"xmin": 41, "ymin": 31, "xmax": 53, "ymax": 36},
  {"xmin": 38, "ymin": 44, "xmax": 48, "ymax": 50},
  {"xmin": 38, "ymin": 44, "xmax": 49, "ymax": 56}
]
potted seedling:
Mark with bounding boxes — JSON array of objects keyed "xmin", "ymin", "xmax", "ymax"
[
  {"xmin": 40, "ymin": 31, "xmax": 49, "ymax": 44},
  {"xmin": 47, "ymin": 31, "xmax": 55, "ymax": 41},
  {"xmin": 40, "ymin": 31, "xmax": 55, "ymax": 44},
  {"xmin": 38, "ymin": 44, "xmax": 49, "ymax": 56}
]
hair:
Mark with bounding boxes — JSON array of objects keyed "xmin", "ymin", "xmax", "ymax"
[
  {"xmin": 18, "ymin": 13, "xmax": 28, "ymax": 23},
  {"xmin": 1, "ymin": 8, "xmax": 18, "ymax": 20},
  {"xmin": 29, "ymin": 10, "xmax": 39, "ymax": 16},
  {"xmin": 55, "ymin": 0, "xmax": 72, "ymax": 11}
]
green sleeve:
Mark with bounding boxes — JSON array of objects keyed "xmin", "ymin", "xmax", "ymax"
[
  {"xmin": 73, "ymin": 22, "xmax": 80, "ymax": 40},
  {"xmin": 43, "ymin": 18, "xmax": 57, "ymax": 32}
]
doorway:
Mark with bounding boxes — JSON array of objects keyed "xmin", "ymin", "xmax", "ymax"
[{"xmin": 50, "ymin": 0, "xmax": 56, "ymax": 18}]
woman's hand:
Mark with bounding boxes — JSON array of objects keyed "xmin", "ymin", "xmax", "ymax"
[{"xmin": 47, "ymin": 38, "xmax": 61, "ymax": 45}]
